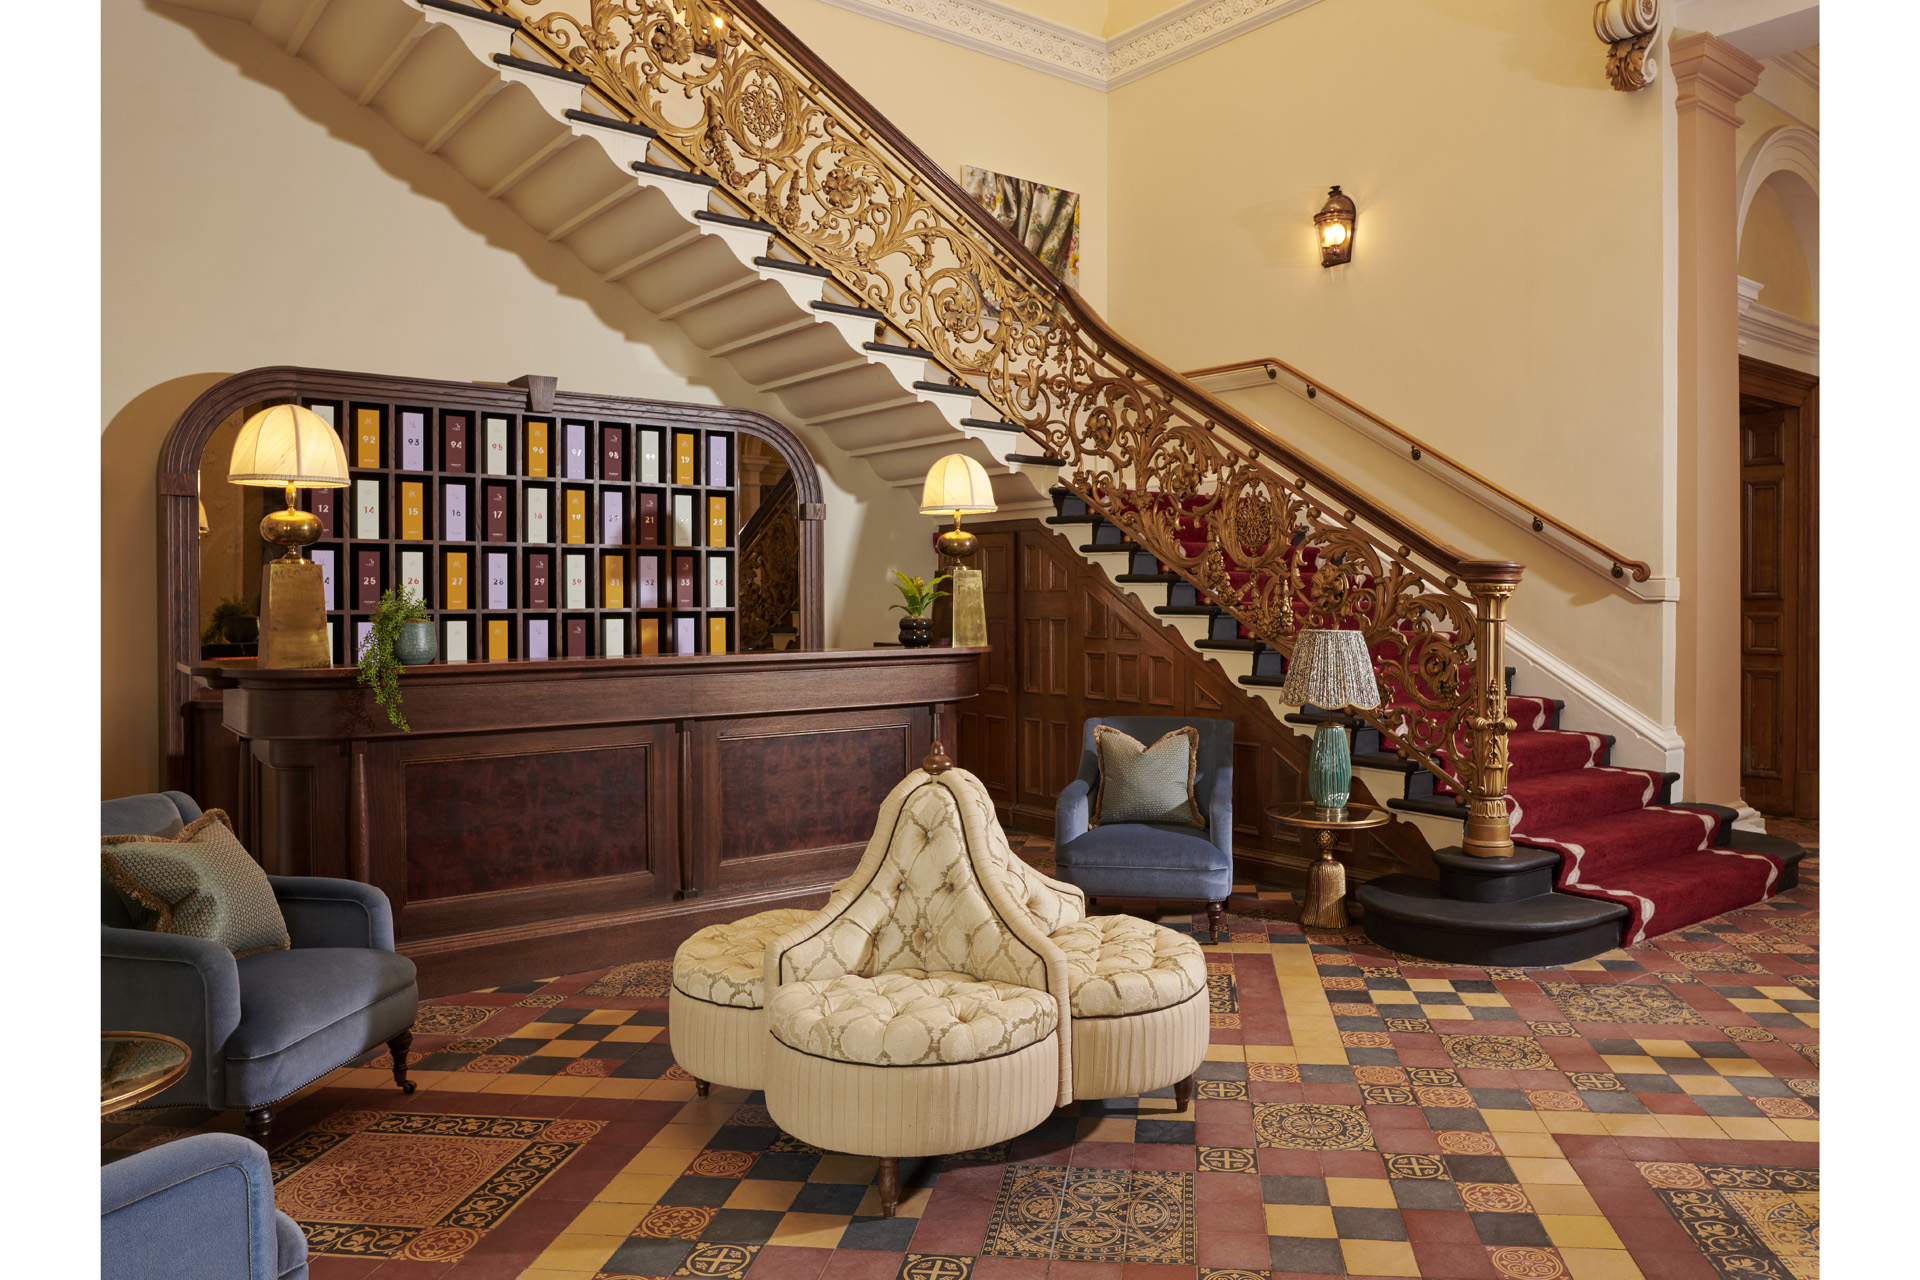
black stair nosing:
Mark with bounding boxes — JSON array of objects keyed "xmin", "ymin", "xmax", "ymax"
[
  {"xmin": 1356, "ymin": 875, "xmax": 1630, "ymax": 932},
  {"xmin": 1197, "ymin": 638, "xmax": 1265, "ymax": 653},
  {"xmin": 1154, "ymin": 604, "xmax": 1220, "ymax": 618},
  {"xmin": 812, "ymin": 299, "xmax": 884, "ymax": 320},
  {"xmin": 1115, "ymin": 571, "xmax": 1181, "ymax": 584},
  {"xmin": 1728, "ymin": 829, "xmax": 1808, "ymax": 867},
  {"xmin": 631, "ymin": 160, "xmax": 720, "ymax": 187},
  {"xmin": 1284, "ymin": 709, "xmax": 1361, "ymax": 728},
  {"xmin": 1006, "ymin": 453, "xmax": 1066, "ymax": 466},
  {"xmin": 696, "ymin": 209, "xmax": 774, "ymax": 232},
  {"xmin": 753, "ymin": 255, "xmax": 831, "ymax": 278},
  {"xmin": 563, "ymin": 108, "xmax": 656, "ymax": 139},
  {"xmin": 864, "ymin": 341, "xmax": 936, "ymax": 360},
  {"xmin": 961, "ymin": 417, "xmax": 1021, "ymax": 433},
  {"xmin": 420, "ymin": 0, "xmax": 521, "ymax": 29},
  {"xmin": 1388, "ymin": 796, "xmax": 1471, "ymax": 821},
  {"xmin": 913, "ymin": 380, "xmax": 981, "ymax": 398},
  {"xmin": 1237, "ymin": 672, "xmax": 1287, "ymax": 685},
  {"xmin": 493, "ymin": 52, "xmax": 591, "ymax": 85},
  {"xmin": 1080, "ymin": 540, "xmax": 1142, "ymax": 555},
  {"xmin": 1044, "ymin": 513, "xmax": 1101, "ymax": 526},
  {"xmin": 1352, "ymin": 752, "xmax": 1418, "ymax": 774}
]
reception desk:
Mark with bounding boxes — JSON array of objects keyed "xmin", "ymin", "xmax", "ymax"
[{"xmin": 188, "ymin": 648, "xmax": 981, "ymax": 994}]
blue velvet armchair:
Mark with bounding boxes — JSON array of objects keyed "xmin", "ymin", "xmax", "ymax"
[
  {"xmin": 102, "ymin": 1132, "xmax": 307, "ymax": 1280},
  {"xmin": 101, "ymin": 791, "xmax": 420, "ymax": 1140},
  {"xmin": 1053, "ymin": 716, "xmax": 1235, "ymax": 942}
]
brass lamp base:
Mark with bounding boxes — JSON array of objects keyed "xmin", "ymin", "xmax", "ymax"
[
  {"xmin": 257, "ymin": 557, "xmax": 331, "ymax": 668},
  {"xmin": 935, "ymin": 526, "xmax": 978, "ymax": 560}
]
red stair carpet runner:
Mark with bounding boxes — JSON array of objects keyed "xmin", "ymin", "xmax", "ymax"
[{"xmin": 1109, "ymin": 487, "xmax": 1787, "ymax": 946}]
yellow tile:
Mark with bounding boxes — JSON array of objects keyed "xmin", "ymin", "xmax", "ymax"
[
  {"xmin": 402, "ymin": 1070, "xmax": 451, "ymax": 1091},
  {"xmin": 597, "ymin": 1173, "xmax": 674, "ymax": 1204},
  {"xmin": 1598, "ymin": 1114, "xmax": 1666, "ymax": 1137},
  {"xmin": 1676, "ymin": 1075, "xmax": 1740, "ymax": 1095},
  {"xmin": 517, "ymin": 1021, "xmax": 573, "ymax": 1039},
  {"xmin": 1326, "ymin": 1177, "xmax": 1398, "ymax": 1208},
  {"xmin": 531, "ymin": 1039, "xmax": 595, "ymax": 1058},
  {"xmin": 1408, "ymin": 979, "xmax": 1453, "ymax": 992},
  {"xmin": 1729, "ymin": 999, "xmax": 1785, "ymax": 1014},
  {"xmin": 1205, "ymin": 1044, "xmax": 1248, "ymax": 1061},
  {"xmin": 1715, "ymin": 1117, "xmax": 1788, "ymax": 1142},
  {"xmin": 1426, "ymin": 1005, "xmax": 1475, "ymax": 1020},
  {"xmin": 1709, "ymin": 1059, "xmax": 1770, "ymax": 1077},
  {"xmin": 811, "ymin": 1154, "xmax": 880, "ymax": 1184},
  {"xmin": 725, "ymin": 1180, "xmax": 804, "ymax": 1212},
  {"xmin": 1540, "ymin": 1112, "xmax": 1609, "ymax": 1135},
  {"xmin": 674, "ymin": 1098, "xmax": 743, "ymax": 1125},
  {"xmin": 534, "ymin": 1075, "xmax": 600, "ymax": 1097},
  {"xmin": 604, "ymin": 1025, "xmax": 663, "ymax": 1043},
  {"xmin": 1560, "ymin": 1247, "xmax": 1648, "ymax": 1280},
  {"xmin": 1655, "ymin": 1115, "xmax": 1725, "ymax": 1140},
  {"xmin": 432, "ymin": 1072, "xmax": 494, "ymax": 1093},
  {"xmin": 1543, "ymin": 1214, "xmax": 1626, "ymax": 1249},
  {"xmin": 1298, "ymin": 1046, "xmax": 1351, "ymax": 1066},
  {"xmin": 1507, "ymin": 1157, "xmax": 1582, "ymax": 1184},
  {"xmin": 482, "ymin": 1074, "xmax": 547, "ymax": 1095},
  {"xmin": 1265, "ymin": 1204, "xmax": 1337, "ymax": 1237},
  {"xmin": 1078, "ymin": 1117, "xmax": 1136, "ymax": 1143},
  {"xmin": 530, "ymin": 1232, "xmax": 627, "ymax": 1272},
  {"xmin": 642, "ymin": 1079, "xmax": 701, "ymax": 1101},
  {"xmin": 1484, "ymin": 1110, "xmax": 1546, "ymax": 1134},
  {"xmin": 855, "ymin": 1183, "xmax": 932, "ymax": 1218},
  {"xmin": 1340, "ymin": 1238, "xmax": 1422, "ymax": 1277},
  {"xmin": 651, "ymin": 1123, "xmax": 718, "ymax": 1149},
  {"xmin": 624, "ymin": 1146, "xmax": 699, "ymax": 1176},
  {"xmin": 1794, "ymin": 1012, "xmax": 1819, "ymax": 1028},
  {"xmin": 1755, "ymin": 986, "xmax": 1799, "ymax": 999},
  {"xmin": 1600, "ymin": 1055, "xmax": 1658, "ymax": 1074},
  {"xmin": 1772, "ymin": 1118, "xmax": 1820, "ymax": 1143},
  {"xmin": 1372, "ymin": 990, "xmax": 1420, "ymax": 1004},
  {"xmin": 579, "ymin": 1009, "xmax": 636, "ymax": 1025},
  {"xmin": 768, "ymin": 1213, "xmax": 850, "ymax": 1248},
  {"xmin": 1524, "ymin": 1184, "xmax": 1604, "ymax": 1216},
  {"xmin": 1462, "ymin": 993, "xmax": 1509, "ymax": 1006},
  {"xmin": 1498, "ymin": 1133, "xmax": 1563, "ymax": 1159},
  {"xmin": 1636, "ymin": 1040, "xmax": 1699, "ymax": 1058},
  {"xmin": 568, "ymin": 1202, "xmax": 650, "ymax": 1235},
  {"xmin": 585, "ymin": 1078, "xmax": 652, "ymax": 1100},
  {"xmin": 1244, "ymin": 1044, "xmax": 1299, "ymax": 1063}
]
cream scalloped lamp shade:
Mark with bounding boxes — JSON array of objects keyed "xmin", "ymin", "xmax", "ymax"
[
  {"xmin": 228, "ymin": 404, "xmax": 350, "ymax": 489},
  {"xmin": 1278, "ymin": 628, "xmax": 1382, "ymax": 710},
  {"xmin": 919, "ymin": 453, "xmax": 997, "ymax": 517}
]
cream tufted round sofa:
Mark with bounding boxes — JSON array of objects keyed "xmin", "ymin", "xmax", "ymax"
[
  {"xmin": 742, "ymin": 762, "xmax": 1208, "ymax": 1215},
  {"xmin": 667, "ymin": 907, "xmax": 818, "ymax": 1094}
]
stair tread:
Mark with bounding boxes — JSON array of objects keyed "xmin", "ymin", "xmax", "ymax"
[
  {"xmin": 696, "ymin": 209, "xmax": 774, "ymax": 232},
  {"xmin": 961, "ymin": 417, "xmax": 1020, "ymax": 432},
  {"xmin": 1199, "ymin": 638, "xmax": 1264, "ymax": 652},
  {"xmin": 493, "ymin": 52, "xmax": 590, "ymax": 85},
  {"xmin": 1115, "ymin": 572, "xmax": 1181, "ymax": 584},
  {"xmin": 812, "ymin": 299, "xmax": 884, "ymax": 320},
  {"xmin": 564, "ymin": 108, "xmax": 657, "ymax": 138},
  {"xmin": 631, "ymin": 160, "xmax": 719, "ymax": 187},
  {"xmin": 1006, "ymin": 453, "xmax": 1066, "ymax": 466},
  {"xmin": 913, "ymin": 380, "xmax": 980, "ymax": 397},
  {"xmin": 421, "ymin": 0, "xmax": 521, "ymax": 27},
  {"xmin": 754, "ymin": 255, "xmax": 830, "ymax": 278},
  {"xmin": 1357, "ymin": 874, "xmax": 1630, "ymax": 931},
  {"xmin": 864, "ymin": 341, "xmax": 935, "ymax": 359},
  {"xmin": 1154, "ymin": 605, "xmax": 1219, "ymax": 617}
]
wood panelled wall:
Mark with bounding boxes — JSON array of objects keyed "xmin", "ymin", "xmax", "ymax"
[{"xmin": 954, "ymin": 523, "xmax": 1436, "ymax": 886}]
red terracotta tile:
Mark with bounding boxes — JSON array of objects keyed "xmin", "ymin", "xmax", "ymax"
[
  {"xmin": 820, "ymin": 1251, "xmax": 907, "ymax": 1280},
  {"xmin": 1365, "ymin": 1106, "xmax": 1430, "ymax": 1130},
  {"xmin": 369, "ymin": 1261, "xmax": 457, "ymax": 1279},
  {"xmin": 744, "ymin": 1244, "xmax": 832, "ymax": 1278},
  {"xmin": 306, "ymin": 1260, "xmax": 383, "ymax": 1280},
  {"xmin": 1194, "ymin": 1098, "xmax": 1253, "ymax": 1123},
  {"xmin": 1376, "ymin": 1129, "xmax": 1444, "ymax": 1154},
  {"xmin": 971, "ymin": 1258, "xmax": 1050, "ymax": 1279},
  {"xmin": 1586, "ymin": 1180, "xmax": 1674, "ymax": 1219},
  {"xmin": 1317, "ymin": 1150, "xmax": 1387, "ymax": 1178},
  {"xmin": 1197, "ymin": 1229, "xmax": 1274, "ymax": 1268},
  {"xmin": 1197, "ymin": 1195, "xmax": 1267, "ymax": 1234},
  {"xmin": 1071, "ymin": 1141, "xmax": 1136, "ymax": 1168},
  {"xmin": 1044, "ymin": 1263, "xmax": 1125, "ymax": 1280},
  {"xmin": 1412, "ymin": 1240, "xmax": 1502, "ymax": 1278},
  {"xmin": 907, "ymin": 1212, "xmax": 990, "ymax": 1255},
  {"xmin": 1640, "ymin": 1093, "xmax": 1708, "ymax": 1116},
  {"xmin": 1130, "ymin": 1143, "xmax": 1196, "ymax": 1171},
  {"xmin": 1553, "ymin": 1134, "xmax": 1622, "ymax": 1161},
  {"xmin": 1256, "ymin": 1148, "xmax": 1321, "ymax": 1176},
  {"xmin": 1612, "ymin": 1136, "xmax": 1689, "ymax": 1162},
  {"xmin": 1193, "ymin": 1121, "xmax": 1257, "ymax": 1146},
  {"xmin": 1195, "ymin": 1171, "xmax": 1266, "ymax": 1206},
  {"xmin": 1249, "ymin": 1082, "xmax": 1305, "ymax": 1104},
  {"xmin": 1299, "ymin": 1082, "xmax": 1363, "ymax": 1105}
]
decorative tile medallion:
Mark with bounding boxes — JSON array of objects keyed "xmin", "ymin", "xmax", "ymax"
[
  {"xmin": 1247, "ymin": 1062, "xmax": 1300, "ymax": 1082},
  {"xmin": 1440, "ymin": 1034, "xmax": 1557, "ymax": 1071},
  {"xmin": 1438, "ymin": 1131, "xmax": 1501, "ymax": 1155},
  {"xmin": 634, "ymin": 1206, "xmax": 717, "ymax": 1239},
  {"xmin": 411, "ymin": 1005, "xmax": 499, "ymax": 1037},
  {"xmin": 1362, "ymin": 1085, "xmax": 1415, "ymax": 1106},
  {"xmin": 1568, "ymin": 1071, "xmax": 1625, "ymax": 1091},
  {"xmin": 1670, "ymin": 950, "xmax": 1770, "ymax": 974},
  {"xmin": 898, "ymin": 1256, "xmax": 973, "ymax": 1280},
  {"xmin": 1487, "ymin": 1244, "xmax": 1570, "ymax": 1278},
  {"xmin": 1207, "ymin": 973, "xmax": 1238, "ymax": 1014},
  {"xmin": 1528, "ymin": 1021, "xmax": 1578, "ymax": 1037},
  {"xmin": 1251, "ymin": 1103, "xmax": 1374, "ymax": 1151},
  {"xmin": 1646, "ymin": 1165, "xmax": 1818, "ymax": 1279},
  {"xmin": 1196, "ymin": 1079, "xmax": 1248, "ymax": 1100},
  {"xmin": 1196, "ymin": 1146, "xmax": 1258, "ymax": 1174},
  {"xmin": 1385, "ymin": 1152, "xmax": 1449, "ymax": 1180},
  {"xmin": 1407, "ymin": 1067, "xmax": 1463, "ymax": 1087},
  {"xmin": 687, "ymin": 1150, "xmax": 757, "ymax": 1177},
  {"xmin": 270, "ymin": 1112, "xmax": 598, "ymax": 1260},
  {"xmin": 1726, "ymin": 1025, "xmax": 1778, "ymax": 1042},
  {"xmin": 579, "ymin": 959, "xmax": 674, "ymax": 998},
  {"xmin": 1540, "ymin": 982, "xmax": 1707, "ymax": 1025},
  {"xmin": 981, "ymin": 1165, "xmax": 1195, "ymax": 1264},
  {"xmin": 1385, "ymin": 1017, "xmax": 1433, "ymax": 1033},
  {"xmin": 673, "ymin": 1241, "xmax": 758, "ymax": 1277},
  {"xmin": 517, "ymin": 993, "xmax": 567, "ymax": 1006},
  {"xmin": 1459, "ymin": 1182, "xmax": 1534, "ymax": 1213}
]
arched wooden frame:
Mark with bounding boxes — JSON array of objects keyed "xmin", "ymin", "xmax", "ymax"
[{"xmin": 158, "ymin": 365, "xmax": 827, "ymax": 790}]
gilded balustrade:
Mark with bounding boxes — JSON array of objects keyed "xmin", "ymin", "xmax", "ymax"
[{"xmin": 493, "ymin": 0, "xmax": 1522, "ymax": 854}]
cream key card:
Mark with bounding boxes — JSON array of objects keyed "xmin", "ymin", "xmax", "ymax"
[
  {"xmin": 565, "ymin": 553, "xmax": 587, "ymax": 609},
  {"xmin": 484, "ymin": 416, "xmax": 509, "ymax": 475},
  {"xmin": 355, "ymin": 478, "xmax": 380, "ymax": 539},
  {"xmin": 526, "ymin": 488, "xmax": 549, "ymax": 543}
]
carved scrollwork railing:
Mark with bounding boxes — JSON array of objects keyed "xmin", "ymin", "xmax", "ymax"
[
  {"xmin": 738, "ymin": 469, "xmax": 799, "ymax": 650},
  {"xmin": 485, "ymin": 0, "xmax": 1525, "ymax": 855}
]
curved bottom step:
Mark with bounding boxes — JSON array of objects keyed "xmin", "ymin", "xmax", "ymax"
[{"xmin": 1356, "ymin": 873, "xmax": 1628, "ymax": 967}]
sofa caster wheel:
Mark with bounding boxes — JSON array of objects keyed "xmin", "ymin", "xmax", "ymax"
[
  {"xmin": 878, "ymin": 1156, "xmax": 900, "ymax": 1218},
  {"xmin": 694, "ymin": 1078, "xmax": 710, "ymax": 1097},
  {"xmin": 401, "ymin": 1080, "xmax": 417, "ymax": 1095}
]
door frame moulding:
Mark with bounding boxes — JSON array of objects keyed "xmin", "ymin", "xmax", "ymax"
[{"xmin": 809, "ymin": 0, "xmax": 1329, "ymax": 91}]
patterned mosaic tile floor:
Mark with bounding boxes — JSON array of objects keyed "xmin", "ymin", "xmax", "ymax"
[{"xmin": 103, "ymin": 828, "xmax": 1817, "ymax": 1280}]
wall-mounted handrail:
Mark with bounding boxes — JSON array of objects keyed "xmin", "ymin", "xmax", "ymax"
[{"xmin": 1186, "ymin": 356, "xmax": 1659, "ymax": 592}]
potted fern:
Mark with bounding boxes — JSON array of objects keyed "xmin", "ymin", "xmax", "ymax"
[
  {"xmin": 357, "ymin": 588, "xmax": 435, "ymax": 731},
  {"xmin": 889, "ymin": 570, "xmax": 949, "ymax": 648}
]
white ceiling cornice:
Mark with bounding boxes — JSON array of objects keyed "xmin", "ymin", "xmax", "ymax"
[{"xmin": 810, "ymin": 0, "xmax": 1329, "ymax": 91}]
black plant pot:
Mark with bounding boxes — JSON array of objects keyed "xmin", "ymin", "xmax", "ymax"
[
  {"xmin": 223, "ymin": 615, "xmax": 259, "ymax": 644},
  {"xmin": 898, "ymin": 616, "xmax": 933, "ymax": 648}
]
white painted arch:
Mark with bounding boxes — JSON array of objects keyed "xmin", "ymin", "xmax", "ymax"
[{"xmin": 1736, "ymin": 125, "xmax": 1819, "ymax": 300}]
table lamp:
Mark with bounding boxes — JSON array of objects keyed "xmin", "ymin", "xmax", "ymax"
[
  {"xmin": 921, "ymin": 453, "xmax": 997, "ymax": 646},
  {"xmin": 1278, "ymin": 628, "xmax": 1382, "ymax": 814},
  {"xmin": 228, "ymin": 403, "xmax": 350, "ymax": 668}
]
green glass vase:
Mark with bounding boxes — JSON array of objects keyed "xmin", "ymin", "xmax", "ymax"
[{"xmin": 1307, "ymin": 722, "xmax": 1352, "ymax": 812}]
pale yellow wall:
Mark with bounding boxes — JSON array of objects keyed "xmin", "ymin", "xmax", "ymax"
[
  {"xmin": 1738, "ymin": 179, "xmax": 1815, "ymax": 321},
  {"xmin": 1105, "ymin": 0, "xmax": 1672, "ymax": 716},
  {"xmin": 102, "ymin": 0, "xmax": 953, "ymax": 796}
]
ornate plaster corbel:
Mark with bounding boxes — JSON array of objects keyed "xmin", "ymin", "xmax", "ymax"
[{"xmin": 1594, "ymin": 0, "xmax": 1660, "ymax": 91}]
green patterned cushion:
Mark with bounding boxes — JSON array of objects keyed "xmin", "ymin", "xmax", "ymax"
[
  {"xmin": 103, "ymin": 811, "xmax": 290, "ymax": 958},
  {"xmin": 1091, "ymin": 725, "xmax": 1204, "ymax": 828}
]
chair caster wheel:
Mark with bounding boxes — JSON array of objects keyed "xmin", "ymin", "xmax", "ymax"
[{"xmin": 401, "ymin": 1081, "xmax": 417, "ymax": 1094}]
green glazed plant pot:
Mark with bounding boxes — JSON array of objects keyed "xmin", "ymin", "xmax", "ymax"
[
  {"xmin": 396, "ymin": 619, "xmax": 438, "ymax": 666},
  {"xmin": 898, "ymin": 616, "xmax": 934, "ymax": 648},
  {"xmin": 1307, "ymin": 721, "xmax": 1352, "ymax": 811}
]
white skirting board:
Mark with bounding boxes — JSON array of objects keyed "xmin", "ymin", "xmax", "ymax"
[{"xmin": 1505, "ymin": 624, "xmax": 1688, "ymax": 792}]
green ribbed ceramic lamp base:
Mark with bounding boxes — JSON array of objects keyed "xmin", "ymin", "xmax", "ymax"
[{"xmin": 1307, "ymin": 722, "xmax": 1353, "ymax": 810}]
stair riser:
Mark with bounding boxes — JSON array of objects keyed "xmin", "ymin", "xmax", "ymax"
[{"xmin": 1357, "ymin": 908, "xmax": 1626, "ymax": 968}]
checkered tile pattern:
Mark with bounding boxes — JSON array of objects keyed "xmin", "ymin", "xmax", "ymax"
[{"xmin": 102, "ymin": 827, "xmax": 1817, "ymax": 1280}]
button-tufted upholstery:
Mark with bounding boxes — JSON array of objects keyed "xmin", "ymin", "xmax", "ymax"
[
  {"xmin": 672, "ymin": 908, "xmax": 818, "ymax": 1009},
  {"xmin": 769, "ymin": 969, "xmax": 1058, "ymax": 1066},
  {"xmin": 1051, "ymin": 914, "xmax": 1206, "ymax": 1018}
]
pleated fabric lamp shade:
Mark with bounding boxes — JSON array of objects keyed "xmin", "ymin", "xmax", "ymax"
[
  {"xmin": 1279, "ymin": 628, "xmax": 1381, "ymax": 813},
  {"xmin": 228, "ymin": 404, "xmax": 350, "ymax": 490},
  {"xmin": 919, "ymin": 453, "xmax": 997, "ymax": 517}
]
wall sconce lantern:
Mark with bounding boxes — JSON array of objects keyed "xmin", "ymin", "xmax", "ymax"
[{"xmin": 1314, "ymin": 186, "xmax": 1356, "ymax": 267}]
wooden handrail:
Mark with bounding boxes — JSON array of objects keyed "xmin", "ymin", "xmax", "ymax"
[{"xmin": 1185, "ymin": 356, "xmax": 1656, "ymax": 586}]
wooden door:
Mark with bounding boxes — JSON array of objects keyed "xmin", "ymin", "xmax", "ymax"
[
  {"xmin": 956, "ymin": 531, "xmax": 1019, "ymax": 809},
  {"xmin": 1738, "ymin": 359, "xmax": 1819, "ymax": 818},
  {"xmin": 1015, "ymin": 530, "xmax": 1079, "ymax": 816}
]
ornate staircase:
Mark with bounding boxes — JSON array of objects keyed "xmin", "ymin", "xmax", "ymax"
[{"xmin": 158, "ymin": 0, "xmax": 1805, "ymax": 958}]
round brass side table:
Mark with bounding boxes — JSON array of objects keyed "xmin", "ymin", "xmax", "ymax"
[
  {"xmin": 1267, "ymin": 801, "xmax": 1389, "ymax": 929},
  {"xmin": 102, "ymin": 1030, "xmax": 191, "ymax": 1117}
]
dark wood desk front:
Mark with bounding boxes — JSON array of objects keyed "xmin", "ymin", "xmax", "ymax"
[{"xmin": 188, "ymin": 648, "xmax": 981, "ymax": 994}]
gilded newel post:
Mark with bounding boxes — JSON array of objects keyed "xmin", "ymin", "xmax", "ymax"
[{"xmin": 1459, "ymin": 561, "xmax": 1525, "ymax": 859}]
